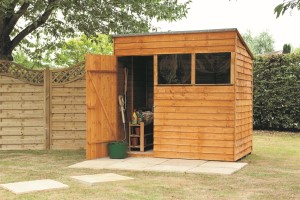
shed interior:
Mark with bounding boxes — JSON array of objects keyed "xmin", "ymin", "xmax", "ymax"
[{"xmin": 117, "ymin": 56, "xmax": 154, "ymax": 152}]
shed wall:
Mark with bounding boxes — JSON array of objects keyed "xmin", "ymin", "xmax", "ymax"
[
  {"xmin": 234, "ymin": 37, "xmax": 253, "ymax": 160},
  {"xmin": 114, "ymin": 31, "xmax": 236, "ymax": 56},
  {"xmin": 153, "ymin": 86, "xmax": 235, "ymax": 161}
]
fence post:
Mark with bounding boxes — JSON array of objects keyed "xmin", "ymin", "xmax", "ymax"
[{"xmin": 44, "ymin": 67, "xmax": 50, "ymax": 149}]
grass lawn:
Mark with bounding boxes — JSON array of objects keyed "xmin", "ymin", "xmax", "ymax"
[{"xmin": 0, "ymin": 131, "xmax": 299, "ymax": 200}]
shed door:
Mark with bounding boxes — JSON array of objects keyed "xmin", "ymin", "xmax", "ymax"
[{"xmin": 86, "ymin": 55, "xmax": 118, "ymax": 159}]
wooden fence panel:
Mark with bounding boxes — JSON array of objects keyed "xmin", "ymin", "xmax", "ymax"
[
  {"xmin": 0, "ymin": 61, "xmax": 86, "ymax": 150},
  {"xmin": 50, "ymin": 78, "xmax": 86, "ymax": 150},
  {"xmin": 0, "ymin": 75, "xmax": 45, "ymax": 150}
]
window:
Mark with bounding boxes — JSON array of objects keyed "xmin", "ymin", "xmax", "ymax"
[
  {"xmin": 158, "ymin": 54, "xmax": 191, "ymax": 84},
  {"xmin": 196, "ymin": 53, "xmax": 231, "ymax": 84}
]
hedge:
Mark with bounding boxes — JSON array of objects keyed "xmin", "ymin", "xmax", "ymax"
[{"xmin": 253, "ymin": 53, "xmax": 300, "ymax": 131}]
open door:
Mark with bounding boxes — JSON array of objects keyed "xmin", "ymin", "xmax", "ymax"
[{"xmin": 86, "ymin": 54, "xmax": 118, "ymax": 159}]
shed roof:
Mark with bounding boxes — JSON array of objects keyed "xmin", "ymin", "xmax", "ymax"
[{"xmin": 112, "ymin": 28, "xmax": 253, "ymax": 59}]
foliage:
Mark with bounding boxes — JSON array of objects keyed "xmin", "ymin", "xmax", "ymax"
[
  {"xmin": 293, "ymin": 46, "xmax": 300, "ymax": 53},
  {"xmin": 13, "ymin": 51, "xmax": 37, "ymax": 69},
  {"xmin": 275, "ymin": 0, "xmax": 300, "ymax": 17},
  {"xmin": 242, "ymin": 30, "xmax": 275, "ymax": 55},
  {"xmin": 13, "ymin": 33, "xmax": 49, "ymax": 69},
  {"xmin": 48, "ymin": 34, "xmax": 113, "ymax": 68},
  {"xmin": 283, "ymin": 44, "xmax": 292, "ymax": 54},
  {"xmin": 13, "ymin": 34, "xmax": 113, "ymax": 68},
  {"xmin": 253, "ymin": 53, "xmax": 300, "ymax": 130},
  {"xmin": 0, "ymin": 0, "xmax": 191, "ymax": 61}
]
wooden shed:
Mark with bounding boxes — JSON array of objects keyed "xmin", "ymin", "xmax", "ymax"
[{"xmin": 86, "ymin": 28, "xmax": 253, "ymax": 161}]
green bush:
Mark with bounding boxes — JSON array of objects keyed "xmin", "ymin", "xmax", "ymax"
[{"xmin": 254, "ymin": 53, "xmax": 300, "ymax": 131}]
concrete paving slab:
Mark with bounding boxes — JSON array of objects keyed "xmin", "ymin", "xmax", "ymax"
[
  {"xmin": 107, "ymin": 162, "xmax": 152, "ymax": 171},
  {"xmin": 68, "ymin": 157, "xmax": 247, "ymax": 175},
  {"xmin": 186, "ymin": 166, "xmax": 241, "ymax": 175},
  {"xmin": 68, "ymin": 158, "xmax": 127, "ymax": 169},
  {"xmin": 101, "ymin": 157, "xmax": 168, "ymax": 171},
  {"xmin": 107, "ymin": 165, "xmax": 146, "ymax": 171},
  {"xmin": 70, "ymin": 173, "xmax": 133, "ymax": 185},
  {"xmin": 200, "ymin": 161, "xmax": 248, "ymax": 169},
  {"xmin": 0, "ymin": 179, "xmax": 69, "ymax": 194},
  {"xmin": 162, "ymin": 159, "xmax": 207, "ymax": 166},
  {"xmin": 143, "ymin": 164, "xmax": 193, "ymax": 173},
  {"xmin": 122, "ymin": 157, "xmax": 168, "ymax": 165}
]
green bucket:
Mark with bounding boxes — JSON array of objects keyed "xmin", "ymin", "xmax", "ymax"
[{"xmin": 108, "ymin": 141, "xmax": 128, "ymax": 159}]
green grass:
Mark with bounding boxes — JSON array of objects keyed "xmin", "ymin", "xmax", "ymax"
[{"xmin": 0, "ymin": 131, "xmax": 299, "ymax": 200}]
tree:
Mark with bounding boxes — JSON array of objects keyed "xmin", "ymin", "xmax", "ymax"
[
  {"xmin": 242, "ymin": 31, "xmax": 255, "ymax": 53},
  {"xmin": 13, "ymin": 51, "xmax": 41, "ymax": 69},
  {"xmin": 13, "ymin": 34, "xmax": 113, "ymax": 68},
  {"xmin": 293, "ymin": 47, "xmax": 300, "ymax": 54},
  {"xmin": 283, "ymin": 44, "xmax": 292, "ymax": 54},
  {"xmin": 0, "ymin": 0, "xmax": 191, "ymax": 61},
  {"xmin": 275, "ymin": 0, "xmax": 300, "ymax": 17},
  {"xmin": 47, "ymin": 34, "xmax": 113, "ymax": 67},
  {"xmin": 242, "ymin": 31, "xmax": 275, "ymax": 55}
]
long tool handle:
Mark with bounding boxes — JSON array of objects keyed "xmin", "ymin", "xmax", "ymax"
[
  {"xmin": 118, "ymin": 95, "xmax": 125, "ymax": 124},
  {"xmin": 124, "ymin": 67, "xmax": 128, "ymax": 110}
]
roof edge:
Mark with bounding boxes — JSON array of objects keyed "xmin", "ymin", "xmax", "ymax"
[
  {"xmin": 235, "ymin": 30, "xmax": 254, "ymax": 59},
  {"xmin": 112, "ymin": 28, "xmax": 238, "ymax": 38}
]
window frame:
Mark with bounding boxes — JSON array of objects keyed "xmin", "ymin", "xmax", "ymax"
[
  {"xmin": 157, "ymin": 53, "xmax": 192, "ymax": 85},
  {"xmin": 194, "ymin": 52, "xmax": 233, "ymax": 85},
  {"xmin": 155, "ymin": 52, "xmax": 234, "ymax": 86}
]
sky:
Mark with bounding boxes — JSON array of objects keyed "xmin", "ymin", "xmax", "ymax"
[{"xmin": 155, "ymin": 0, "xmax": 300, "ymax": 51}]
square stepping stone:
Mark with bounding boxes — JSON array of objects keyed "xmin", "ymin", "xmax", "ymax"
[
  {"xmin": 0, "ymin": 179, "xmax": 69, "ymax": 194},
  {"xmin": 70, "ymin": 173, "xmax": 133, "ymax": 185}
]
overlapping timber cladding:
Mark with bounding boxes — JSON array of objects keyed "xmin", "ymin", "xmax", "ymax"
[{"xmin": 86, "ymin": 28, "xmax": 253, "ymax": 161}]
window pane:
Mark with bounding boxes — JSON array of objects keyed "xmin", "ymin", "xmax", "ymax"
[
  {"xmin": 196, "ymin": 53, "xmax": 231, "ymax": 84},
  {"xmin": 158, "ymin": 54, "xmax": 191, "ymax": 84}
]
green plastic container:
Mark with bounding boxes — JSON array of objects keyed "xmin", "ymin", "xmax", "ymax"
[{"xmin": 108, "ymin": 141, "xmax": 128, "ymax": 159}]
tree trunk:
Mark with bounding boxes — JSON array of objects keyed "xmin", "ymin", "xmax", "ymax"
[
  {"xmin": 0, "ymin": 54, "xmax": 13, "ymax": 61},
  {"xmin": 0, "ymin": 36, "xmax": 13, "ymax": 61}
]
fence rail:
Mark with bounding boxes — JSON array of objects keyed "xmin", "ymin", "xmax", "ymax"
[{"xmin": 0, "ymin": 61, "xmax": 86, "ymax": 150}]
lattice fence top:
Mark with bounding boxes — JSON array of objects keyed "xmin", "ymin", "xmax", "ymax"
[
  {"xmin": 51, "ymin": 62, "xmax": 85, "ymax": 84},
  {"xmin": 0, "ymin": 61, "xmax": 86, "ymax": 85},
  {"xmin": 0, "ymin": 61, "xmax": 44, "ymax": 85}
]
